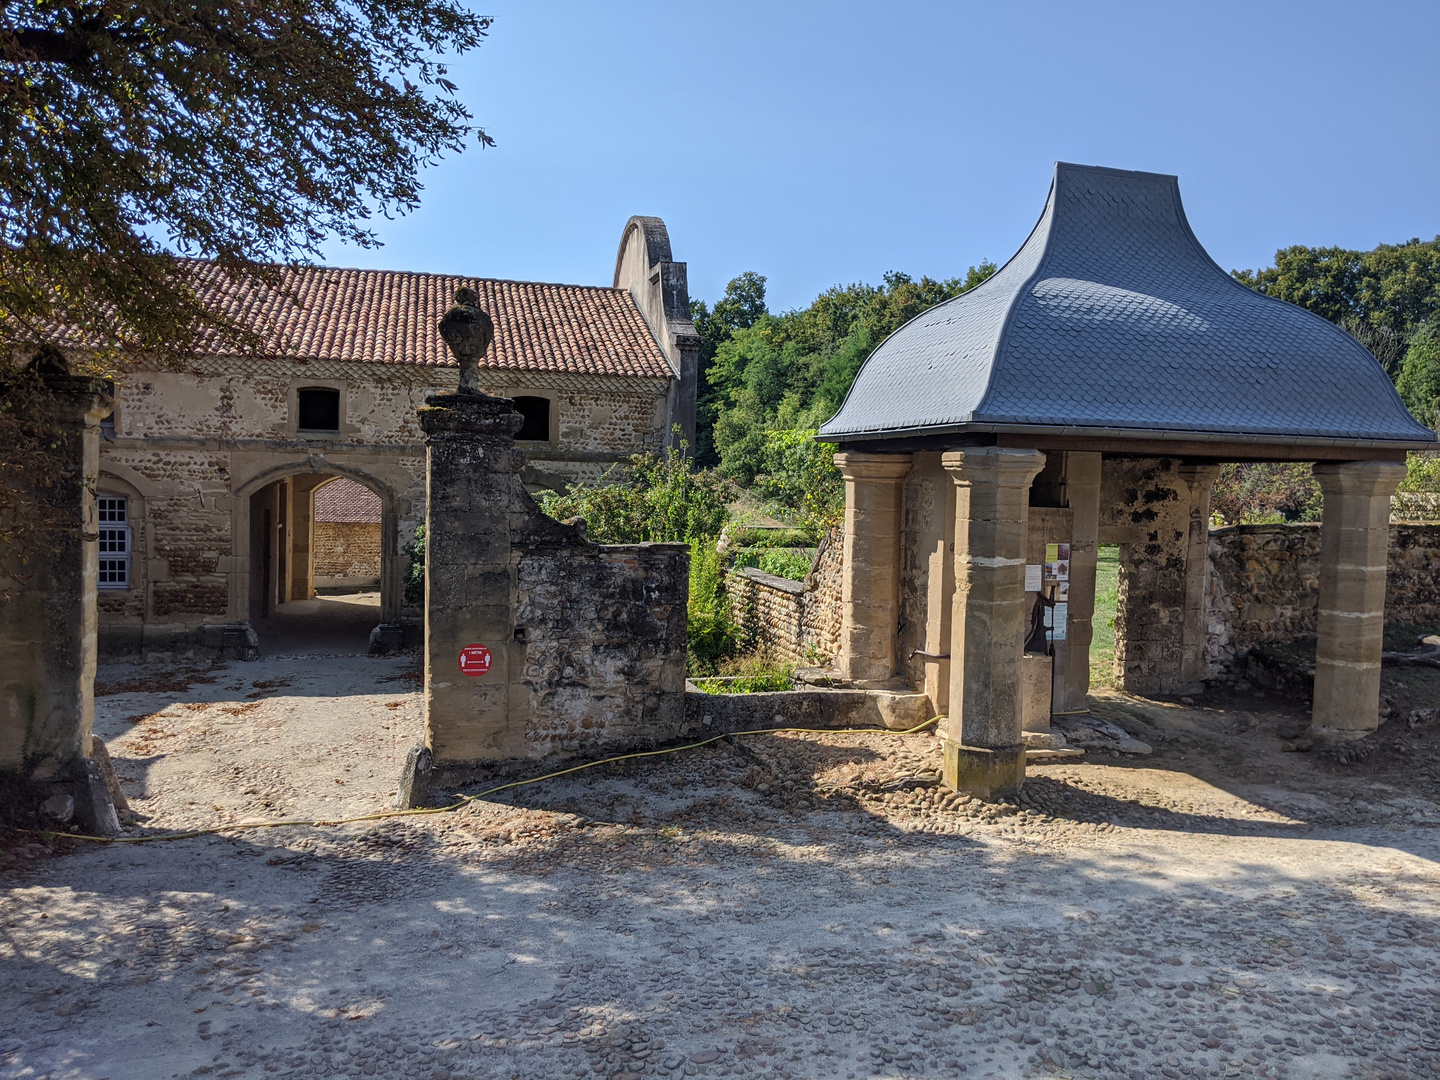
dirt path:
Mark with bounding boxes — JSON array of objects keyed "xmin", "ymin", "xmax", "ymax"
[{"xmin": 2, "ymin": 655, "xmax": 1439, "ymax": 1080}]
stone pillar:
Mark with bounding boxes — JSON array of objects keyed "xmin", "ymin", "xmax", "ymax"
[
  {"xmin": 1309, "ymin": 461, "xmax": 1406, "ymax": 742},
  {"xmin": 1178, "ymin": 463, "xmax": 1220, "ymax": 688},
  {"xmin": 288, "ymin": 474, "xmax": 327, "ymax": 601},
  {"xmin": 941, "ymin": 447, "xmax": 1046, "ymax": 797},
  {"xmin": 922, "ymin": 475, "xmax": 957, "ymax": 715},
  {"xmin": 1057, "ymin": 452, "xmax": 1101, "ymax": 712},
  {"xmin": 418, "ymin": 391, "xmax": 525, "ymax": 764},
  {"xmin": 833, "ymin": 452, "xmax": 912, "ymax": 686},
  {"xmin": 0, "ymin": 375, "xmax": 121, "ymax": 834}
]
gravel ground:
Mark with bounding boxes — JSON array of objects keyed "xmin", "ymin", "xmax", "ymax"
[{"xmin": 2, "ymin": 652, "xmax": 1439, "ymax": 1080}]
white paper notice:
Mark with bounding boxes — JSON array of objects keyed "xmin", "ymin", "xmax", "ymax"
[
  {"xmin": 1025, "ymin": 564, "xmax": 1042, "ymax": 591},
  {"xmin": 1052, "ymin": 602, "xmax": 1069, "ymax": 641}
]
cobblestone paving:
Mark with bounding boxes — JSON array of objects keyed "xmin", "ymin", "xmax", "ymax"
[{"xmin": 2, "ymin": 657, "xmax": 1439, "ymax": 1080}]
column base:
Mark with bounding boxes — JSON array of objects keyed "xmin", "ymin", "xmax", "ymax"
[
  {"xmin": 942, "ymin": 739, "xmax": 1026, "ymax": 798},
  {"xmin": 1306, "ymin": 724, "xmax": 1374, "ymax": 745}
]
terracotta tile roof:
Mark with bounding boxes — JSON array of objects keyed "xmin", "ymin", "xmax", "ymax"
[
  {"xmin": 314, "ymin": 478, "xmax": 383, "ymax": 523},
  {"xmin": 185, "ymin": 262, "xmax": 675, "ymax": 379}
]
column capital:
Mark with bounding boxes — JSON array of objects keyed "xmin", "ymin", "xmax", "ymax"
[
  {"xmin": 942, "ymin": 446, "xmax": 1046, "ymax": 487},
  {"xmin": 832, "ymin": 451, "xmax": 912, "ymax": 481},
  {"xmin": 1312, "ymin": 460, "xmax": 1407, "ymax": 499},
  {"xmin": 1177, "ymin": 461, "xmax": 1222, "ymax": 489}
]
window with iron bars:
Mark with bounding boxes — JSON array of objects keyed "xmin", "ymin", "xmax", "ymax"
[{"xmin": 97, "ymin": 496, "xmax": 131, "ymax": 589}]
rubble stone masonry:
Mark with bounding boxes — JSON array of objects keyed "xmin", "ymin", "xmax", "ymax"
[
  {"xmin": 1205, "ymin": 522, "xmax": 1440, "ymax": 673},
  {"xmin": 97, "ymin": 357, "xmax": 671, "ymax": 655}
]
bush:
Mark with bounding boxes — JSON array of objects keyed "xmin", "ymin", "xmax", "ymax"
[
  {"xmin": 1397, "ymin": 322, "xmax": 1440, "ymax": 428},
  {"xmin": 538, "ymin": 444, "xmax": 732, "ymax": 544},
  {"xmin": 402, "ymin": 524, "xmax": 426, "ymax": 606},
  {"xmin": 691, "ymin": 651, "xmax": 796, "ymax": 694},
  {"xmin": 537, "ymin": 444, "xmax": 743, "ymax": 673},
  {"xmin": 730, "ymin": 547, "xmax": 816, "ymax": 581},
  {"xmin": 1210, "ymin": 463, "xmax": 1322, "ymax": 525},
  {"xmin": 749, "ymin": 427, "xmax": 843, "ymax": 531}
]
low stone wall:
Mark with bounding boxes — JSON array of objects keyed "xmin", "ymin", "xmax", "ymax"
[
  {"xmin": 511, "ymin": 542, "xmax": 689, "ymax": 758},
  {"xmin": 1204, "ymin": 523, "xmax": 1440, "ymax": 674},
  {"xmin": 726, "ymin": 527, "xmax": 843, "ymax": 665},
  {"xmin": 313, "ymin": 521, "xmax": 382, "ymax": 586}
]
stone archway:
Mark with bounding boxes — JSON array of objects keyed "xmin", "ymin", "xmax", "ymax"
[{"xmin": 231, "ymin": 461, "xmax": 404, "ymax": 640}]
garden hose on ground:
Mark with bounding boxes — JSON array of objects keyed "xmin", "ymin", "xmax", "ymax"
[{"xmin": 33, "ymin": 716, "xmax": 941, "ymax": 846}]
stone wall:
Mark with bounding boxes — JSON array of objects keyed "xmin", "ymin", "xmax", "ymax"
[
  {"xmin": 96, "ymin": 357, "xmax": 671, "ymax": 655},
  {"xmin": 514, "ymin": 543, "xmax": 688, "ymax": 756},
  {"xmin": 313, "ymin": 522, "xmax": 382, "ymax": 585},
  {"xmin": 1205, "ymin": 523, "xmax": 1440, "ymax": 673},
  {"xmin": 726, "ymin": 527, "xmax": 843, "ymax": 666}
]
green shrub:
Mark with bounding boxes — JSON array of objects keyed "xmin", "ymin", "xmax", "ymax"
[
  {"xmin": 537, "ymin": 444, "xmax": 733, "ymax": 544},
  {"xmin": 537, "ymin": 444, "xmax": 744, "ymax": 673},
  {"xmin": 402, "ymin": 524, "xmax": 426, "ymax": 606},
  {"xmin": 692, "ymin": 651, "xmax": 796, "ymax": 694},
  {"xmin": 750, "ymin": 428, "xmax": 843, "ymax": 531},
  {"xmin": 686, "ymin": 540, "xmax": 739, "ymax": 675},
  {"xmin": 730, "ymin": 547, "xmax": 816, "ymax": 581}
]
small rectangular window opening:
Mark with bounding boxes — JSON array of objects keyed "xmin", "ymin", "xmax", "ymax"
[
  {"xmin": 297, "ymin": 387, "xmax": 341, "ymax": 431},
  {"xmin": 513, "ymin": 396, "xmax": 551, "ymax": 441},
  {"xmin": 97, "ymin": 496, "xmax": 131, "ymax": 589}
]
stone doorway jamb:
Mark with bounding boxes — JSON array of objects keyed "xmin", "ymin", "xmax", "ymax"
[
  {"xmin": 941, "ymin": 447, "xmax": 1046, "ymax": 797},
  {"xmin": 1309, "ymin": 460, "xmax": 1406, "ymax": 742}
]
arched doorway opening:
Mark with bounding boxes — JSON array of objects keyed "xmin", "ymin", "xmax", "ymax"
[{"xmin": 247, "ymin": 471, "xmax": 397, "ymax": 653}]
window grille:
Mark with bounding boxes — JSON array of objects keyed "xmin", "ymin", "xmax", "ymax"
[{"xmin": 97, "ymin": 496, "xmax": 131, "ymax": 589}]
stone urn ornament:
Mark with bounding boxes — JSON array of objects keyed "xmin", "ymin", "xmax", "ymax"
[{"xmin": 438, "ymin": 286, "xmax": 495, "ymax": 393}]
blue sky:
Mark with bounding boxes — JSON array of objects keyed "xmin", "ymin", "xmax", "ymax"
[{"xmin": 320, "ymin": 1, "xmax": 1440, "ymax": 313}]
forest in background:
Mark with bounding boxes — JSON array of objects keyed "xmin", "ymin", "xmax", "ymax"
[{"xmin": 689, "ymin": 236, "xmax": 1440, "ymax": 530}]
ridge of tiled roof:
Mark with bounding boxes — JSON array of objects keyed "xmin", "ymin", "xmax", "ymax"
[
  {"xmin": 820, "ymin": 163, "xmax": 1436, "ymax": 447},
  {"xmin": 183, "ymin": 262, "xmax": 675, "ymax": 379},
  {"xmin": 314, "ymin": 478, "xmax": 383, "ymax": 523}
]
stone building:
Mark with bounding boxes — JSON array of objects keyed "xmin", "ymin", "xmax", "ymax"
[
  {"xmin": 816, "ymin": 162, "xmax": 1436, "ymax": 795},
  {"xmin": 312, "ymin": 479, "xmax": 383, "ymax": 591},
  {"xmin": 95, "ymin": 216, "xmax": 700, "ymax": 656}
]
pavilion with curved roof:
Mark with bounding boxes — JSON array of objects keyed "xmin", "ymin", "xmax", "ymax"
[{"xmin": 816, "ymin": 162, "xmax": 1435, "ymax": 797}]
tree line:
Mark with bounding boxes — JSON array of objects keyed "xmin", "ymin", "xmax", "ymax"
[{"xmin": 688, "ymin": 237, "xmax": 1440, "ymax": 528}]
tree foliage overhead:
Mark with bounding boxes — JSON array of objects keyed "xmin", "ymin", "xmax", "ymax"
[
  {"xmin": 1232, "ymin": 237, "xmax": 1440, "ymax": 377},
  {"xmin": 1, "ymin": 0, "xmax": 490, "ymax": 566},
  {"xmin": 1, "ymin": 0, "xmax": 491, "ymax": 365},
  {"xmin": 692, "ymin": 263, "xmax": 996, "ymax": 482}
]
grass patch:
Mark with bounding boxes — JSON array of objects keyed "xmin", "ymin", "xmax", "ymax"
[
  {"xmin": 692, "ymin": 651, "xmax": 795, "ymax": 694},
  {"xmin": 1090, "ymin": 544, "xmax": 1119, "ymax": 689}
]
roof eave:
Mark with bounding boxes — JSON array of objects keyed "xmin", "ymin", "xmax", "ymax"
[{"xmin": 817, "ymin": 420, "xmax": 1437, "ymax": 453}]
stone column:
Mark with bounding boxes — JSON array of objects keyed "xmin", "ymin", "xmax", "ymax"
[
  {"xmin": 1309, "ymin": 461, "xmax": 1406, "ymax": 742},
  {"xmin": 941, "ymin": 447, "xmax": 1046, "ymax": 797},
  {"xmin": 833, "ymin": 452, "xmax": 912, "ymax": 686},
  {"xmin": 0, "ymin": 375, "xmax": 121, "ymax": 834},
  {"xmin": 418, "ymin": 391, "xmax": 524, "ymax": 765},
  {"xmin": 1178, "ymin": 463, "xmax": 1221, "ymax": 688},
  {"xmin": 1057, "ymin": 452, "xmax": 1101, "ymax": 713}
]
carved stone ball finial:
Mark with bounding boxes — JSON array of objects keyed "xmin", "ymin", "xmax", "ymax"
[{"xmin": 438, "ymin": 286, "xmax": 495, "ymax": 394}]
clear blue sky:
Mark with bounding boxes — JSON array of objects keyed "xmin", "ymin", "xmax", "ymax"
[{"xmin": 320, "ymin": 0, "xmax": 1440, "ymax": 314}]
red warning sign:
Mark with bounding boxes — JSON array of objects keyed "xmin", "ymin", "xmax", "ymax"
[{"xmin": 458, "ymin": 643, "xmax": 492, "ymax": 677}]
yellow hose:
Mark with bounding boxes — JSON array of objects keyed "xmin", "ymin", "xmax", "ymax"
[{"xmin": 41, "ymin": 716, "xmax": 941, "ymax": 845}]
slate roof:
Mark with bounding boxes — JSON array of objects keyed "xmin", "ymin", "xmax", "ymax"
[
  {"xmin": 819, "ymin": 163, "xmax": 1435, "ymax": 447},
  {"xmin": 314, "ymin": 478, "xmax": 383, "ymax": 523},
  {"xmin": 180, "ymin": 263, "xmax": 675, "ymax": 379}
]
